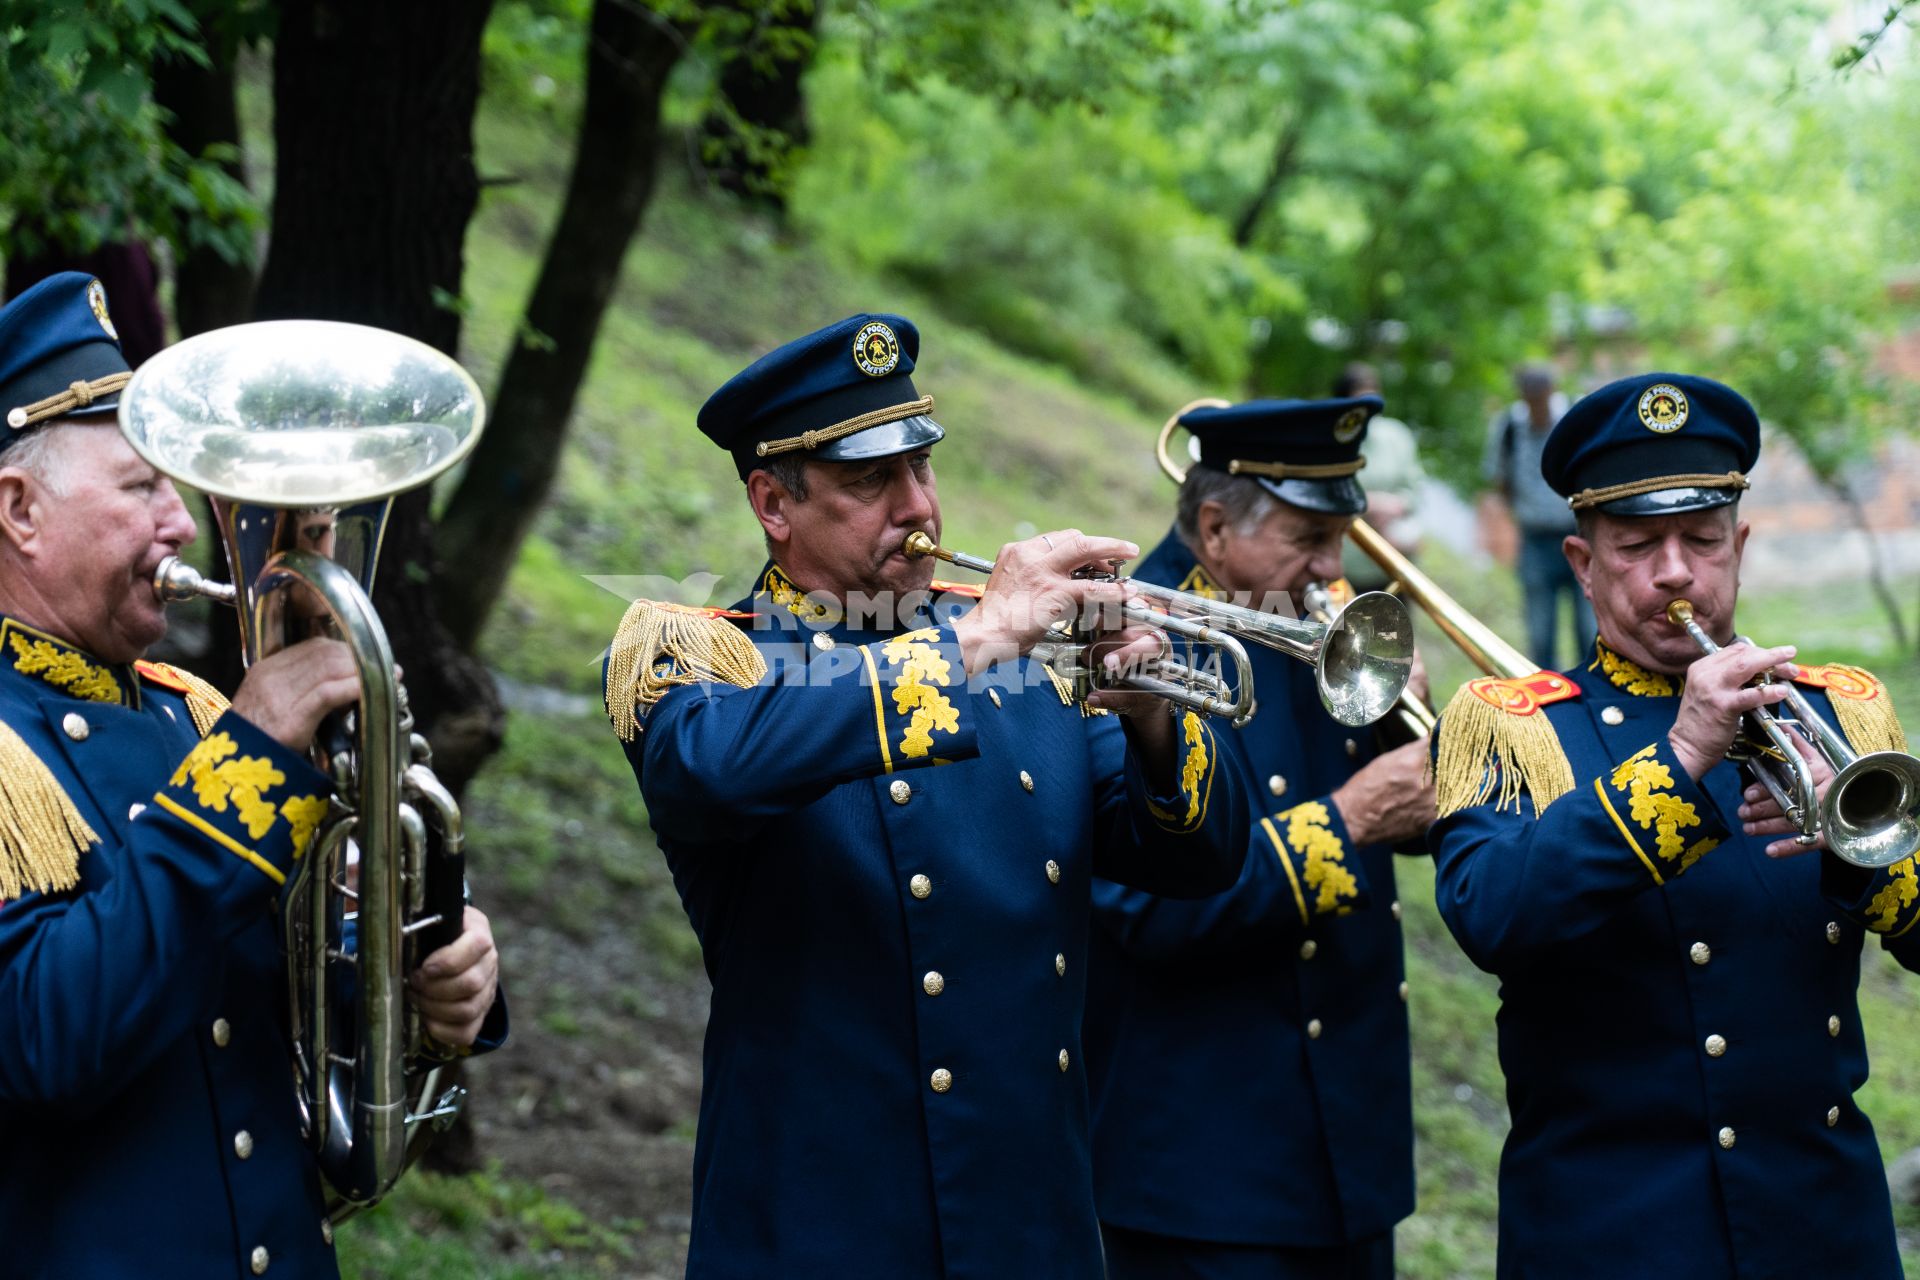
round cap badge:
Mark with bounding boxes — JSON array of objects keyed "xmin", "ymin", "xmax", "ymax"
[
  {"xmin": 852, "ymin": 321, "xmax": 900, "ymax": 378},
  {"xmin": 86, "ymin": 279, "xmax": 117, "ymax": 341},
  {"xmin": 1332, "ymin": 407, "xmax": 1369, "ymax": 443},
  {"xmin": 1637, "ymin": 383, "xmax": 1688, "ymax": 433}
]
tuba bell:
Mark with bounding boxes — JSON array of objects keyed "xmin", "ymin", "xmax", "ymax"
[{"xmin": 117, "ymin": 320, "xmax": 487, "ymax": 1215}]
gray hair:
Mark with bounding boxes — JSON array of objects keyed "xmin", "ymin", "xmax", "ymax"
[
  {"xmin": 1175, "ymin": 464, "xmax": 1277, "ymax": 547},
  {"xmin": 2, "ymin": 423, "xmax": 78, "ymax": 497}
]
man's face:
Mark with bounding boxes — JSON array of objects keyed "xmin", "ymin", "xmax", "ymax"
[
  {"xmin": 771, "ymin": 449, "xmax": 941, "ymax": 599},
  {"xmin": 1208, "ymin": 498, "xmax": 1352, "ymax": 605},
  {"xmin": 1565, "ymin": 506, "xmax": 1747, "ymax": 676},
  {"xmin": 23, "ymin": 426, "xmax": 197, "ymax": 662}
]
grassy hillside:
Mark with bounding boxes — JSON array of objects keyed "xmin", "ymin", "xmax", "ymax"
[{"xmin": 333, "ymin": 91, "xmax": 1920, "ymax": 1280}]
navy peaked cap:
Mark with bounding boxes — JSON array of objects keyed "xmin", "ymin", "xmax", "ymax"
[
  {"xmin": 0, "ymin": 272, "xmax": 132, "ymax": 452},
  {"xmin": 1182, "ymin": 395, "xmax": 1382, "ymax": 515},
  {"xmin": 1542, "ymin": 373, "xmax": 1760, "ymax": 516},
  {"xmin": 699, "ymin": 313, "xmax": 945, "ymax": 480}
]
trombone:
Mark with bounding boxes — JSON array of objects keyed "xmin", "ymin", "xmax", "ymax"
[
  {"xmin": 902, "ymin": 531, "xmax": 1413, "ymax": 728},
  {"xmin": 1667, "ymin": 600, "xmax": 1920, "ymax": 868}
]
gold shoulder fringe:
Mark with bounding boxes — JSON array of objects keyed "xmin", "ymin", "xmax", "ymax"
[
  {"xmin": 606, "ymin": 601, "xmax": 767, "ymax": 742},
  {"xmin": 1813, "ymin": 663, "xmax": 1908, "ymax": 756},
  {"xmin": 148, "ymin": 662, "xmax": 231, "ymax": 737},
  {"xmin": 1433, "ymin": 679, "xmax": 1576, "ymax": 818},
  {"xmin": 0, "ymin": 718, "xmax": 98, "ymax": 898}
]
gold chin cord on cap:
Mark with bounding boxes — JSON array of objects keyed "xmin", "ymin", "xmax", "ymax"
[
  {"xmin": 6, "ymin": 372, "xmax": 134, "ymax": 430},
  {"xmin": 901, "ymin": 530, "xmax": 1413, "ymax": 729},
  {"xmin": 1567, "ymin": 472, "xmax": 1748, "ymax": 510}
]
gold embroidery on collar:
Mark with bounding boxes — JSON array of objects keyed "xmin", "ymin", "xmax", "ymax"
[
  {"xmin": 762, "ymin": 564, "xmax": 837, "ymax": 622},
  {"xmin": 1177, "ymin": 562, "xmax": 1226, "ymax": 601},
  {"xmin": 1283, "ymin": 800, "xmax": 1359, "ymax": 915},
  {"xmin": 7, "ymin": 630, "xmax": 123, "ymax": 703},
  {"xmin": 882, "ymin": 627, "xmax": 959, "ymax": 759},
  {"xmin": 1609, "ymin": 744, "xmax": 1715, "ymax": 870},
  {"xmin": 1591, "ymin": 639, "xmax": 1676, "ymax": 698}
]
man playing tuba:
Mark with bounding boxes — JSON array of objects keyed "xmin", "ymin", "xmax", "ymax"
[
  {"xmin": 0, "ymin": 274, "xmax": 504, "ymax": 1278},
  {"xmin": 603, "ymin": 312, "xmax": 1249, "ymax": 1278},
  {"xmin": 1429, "ymin": 372, "xmax": 1914, "ymax": 1278}
]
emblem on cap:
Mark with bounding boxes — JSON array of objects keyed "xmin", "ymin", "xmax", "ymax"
[
  {"xmin": 1637, "ymin": 383, "xmax": 1688, "ymax": 434},
  {"xmin": 86, "ymin": 279, "xmax": 117, "ymax": 341},
  {"xmin": 852, "ymin": 321, "xmax": 900, "ymax": 378},
  {"xmin": 1333, "ymin": 406, "xmax": 1369, "ymax": 443}
]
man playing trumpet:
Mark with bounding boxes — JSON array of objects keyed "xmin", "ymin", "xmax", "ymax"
[
  {"xmin": 1084, "ymin": 397, "xmax": 1435, "ymax": 1279},
  {"xmin": 1429, "ymin": 372, "xmax": 1915, "ymax": 1278},
  {"xmin": 603, "ymin": 312, "xmax": 1248, "ymax": 1278},
  {"xmin": 0, "ymin": 273, "xmax": 504, "ymax": 1278}
]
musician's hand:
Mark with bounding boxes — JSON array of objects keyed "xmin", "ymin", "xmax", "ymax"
[
  {"xmin": 229, "ymin": 637, "xmax": 361, "ymax": 751},
  {"xmin": 1331, "ymin": 736, "xmax": 1436, "ymax": 847},
  {"xmin": 951, "ymin": 529, "xmax": 1142, "ymax": 676},
  {"xmin": 409, "ymin": 906, "xmax": 500, "ymax": 1049},
  {"xmin": 1737, "ymin": 730, "xmax": 1835, "ymax": 857},
  {"xmin": 1668, "ymin": 642, "xmax": 1798, "ymax": 781},
  {"xmin": 1408, "ymin": 645, "xmax": 1430, "ymax": 708}
]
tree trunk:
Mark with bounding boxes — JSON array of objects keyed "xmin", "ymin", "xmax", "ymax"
[
  {"xmin": 253, "ymin": 0, "xmax": 501, "ymax": 792},
  {"xmin": 150, "ymin": 3, "xmax": 255, "ymax": 339},
  {"xmin": 435, "ymin": 0, "xmax": 694, "ymax": 651},
  {"xmin": 1233, "ymin": 110, "xmax": 1310, "ymax": 249},
  {"xmin": 698, "ymin": 0, "xmax": 820, "ymax": 210}
]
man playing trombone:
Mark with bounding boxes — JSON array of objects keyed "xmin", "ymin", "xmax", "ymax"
[
  {"xmin": 1429, "ymin": 372, "xmax": 1914, "ymax": 1278},
  {"xmin": 0, "ymin": 274, "xmax": 504, "ymax": 1278},
  {"xmin": 1084, "ymin": 396, "xmax": 1435, "ymax": 1280},
  {"xmin": 602, "ymin": 312, "xmax": 1249, "ymax": 1278}
]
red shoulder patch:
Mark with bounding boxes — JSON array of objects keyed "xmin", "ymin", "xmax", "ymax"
[
  {"xmin": 931, "ymin": 579, "xmax": 985, "ymax": 600},
  {"xmin": 1791, "ymin": 662, "xmax": 1882, "ymax": 702},
  {"xmin": 1463, "ymin": 670, "xmax": 1581, "ymax": 717},
  {"xmin": 645, "ymin": 601, "xmax": 757, "ymax": 621},
  {"xmin": 134, "ymin": 660, "xmax": 191, "ymax": 694}
]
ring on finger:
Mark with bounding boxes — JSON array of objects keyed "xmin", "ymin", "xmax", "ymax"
[{"xmin": 1042, "ymin": 534, "xmax": 1055, "ymax": 551}]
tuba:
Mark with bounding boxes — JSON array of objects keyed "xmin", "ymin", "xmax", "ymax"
[{"xmin": 117, "ymin": 320, "xmax": 486, "ymax": 1215}]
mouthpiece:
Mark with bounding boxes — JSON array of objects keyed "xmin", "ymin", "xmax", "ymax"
[
  {"xmin": 903, "ymin": 531, "xmax": 941, "ymax": 561},
  {"xmin": 153, "ymin": 556, "xmax": 239, "ymax": 607},
  {"xmin": 1665, "ymin": 599, "xmax": 1695, "ymax": 627}
]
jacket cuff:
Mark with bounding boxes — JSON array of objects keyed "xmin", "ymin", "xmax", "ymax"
[
  {"xmin": 1824, "ymin": 853, "xmax": 1920, "ymax": 937},
  {"xmin": 1141, "ymin": 711, "xmax": 1222, "ymax": 835},
  {"xmin": 1591, "ymin": 738, "xmax": 1727, "ymax": 886},
  {"xmin": 1260, "ymin": 797, "xmax": 1371, "ymax": 925},
  {"xmin": 861, "ymin": 624, "xmax": 977, "ymax": 772},
  {"xmin": 149, "ymin": 710, "xmax": 333, "ymax": 887}
]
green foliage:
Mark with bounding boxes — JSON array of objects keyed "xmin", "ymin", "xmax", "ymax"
[
  {"xmin": 336, "ymin": 1167, "xmax": 632, "ymax": 1278},
  {"xmin": 0, "ymin": 0, "xmax": 259, "ymax": 263}
]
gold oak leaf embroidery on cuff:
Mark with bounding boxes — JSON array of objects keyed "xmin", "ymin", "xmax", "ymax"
[
  {"xmin": 1609, "ymin": 744, "xmax": 1717, "ymax": 871},
  {"xmin": 882, "ymin": 628, "xmax": 959, "ymax": 759},
  {"xmin": 280, "ymin": 794, "xmax": 330, "ymax": 860},
  {"xmin": 1867, "ymin": 858, "xmax": 1920, "ymax": 934},
  {"xmin": 1284, "ymin": 800, "xmax": 1359, "ymax": 916}
]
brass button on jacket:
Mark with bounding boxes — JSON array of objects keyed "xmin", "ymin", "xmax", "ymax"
[
  {"xmin": 922, "ymin": 971, "xmax": 945, "ymax": 997},
  {"xmin": 1268, "ymin": 774, "xmax": 1287, "ymax": 797},
  {"xmin": 211, "ymin": 1018, "xmax": 231, "ymax": 1048},
  {"xmin": 909, "ymin": 874, "xmax": 932, "ymax": 900},
  {"xmin": 234, "ymin": 1129, "xmax": 254, "ymax": 1160},
  {"xmin": 889, "ymin": 779, "xmax": 911, "ymax": 805},
  {"xmin": 1019, "ymin": 770, "xmax": 1034, "ymax": 793},
  {"xmin": 1717, "ymin": 1126, "xmax": 1736, "ymax": 1150},
  {"xmin": 1600, "ymin": 705, "xmax": 1625, "ymax": 726},
  {"xmin": 1826, "ymin": 921, "xmax": 1841, "ymax": 945},
  {"xmin": 1689, "ymin": 942, "xmax": 1711, "ymax": 966},
  {"xmin": 1306, "ymin": 1018, "xmax": 1323, "ymax": 1039},
  {"xmin": 1055, "ymin": 953, "xmax": 1066, "ymax": 977},
  {"xmin": 1827, "ymin": 1106, "xmax": 1841, "ymax": 1127},
  {"xmin": 1298, "ymin": 940, "xmax": 1317, "ymax": 960},
  {"xmin": 1058, "ymin": 1049, "xmax": 1070, "ymax": 1072},
  {"xmin": 930, "ymin": 1068, "xmax": 952, "ymax": 1094},
  {"xmin": 250, "ymin": 1245, "xmax": 270, "ymax": 1275},
  {"xmin": 1828, "ymin": 1015, "xmax": 1842, "ymax": 1037},
  {"xmin": 61, "ymin": 712, "xmax": 89, "ymax": 741},
  {"xmin": 1704, "ymin": 1034, "xmax": 1726, "ymax": 1058},
  {"xmin": 1045, "ymin": 860, "xmax": 1061, "ymax": 884}
]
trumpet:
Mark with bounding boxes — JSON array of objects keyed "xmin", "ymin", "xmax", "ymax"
[
  {"xmin": 902, "ymin": 531, "xmax": 1413, "ymax": 728},
  {"xmin": 1667, "ymin": 600, "xmax": 1920, "ymax": 868},
  {"xmin": 1302, "ymin": 580, "xmax": 1436, "ymax": 738},
  {"xmin": 120, "ymin": 320, "xmax": 487, "ymax": 1215}
]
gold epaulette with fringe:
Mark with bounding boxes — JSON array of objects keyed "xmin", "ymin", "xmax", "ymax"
[
  {"xmin": 1434, "ymin": 671, "xmax": 1581, "ymax": 818},
  {"xmin": 1792, "ymin": 662, "xmax": 1908, "ymax": 755},
  {"xmin": 0, "ymin": 718, "xmax": 98, "ymax": 898},
  {"xmin": 606, "ymin": 601, "xmax": 766, "ymax": 742},
  {"xmin": 136, "ymin": 660, "xmax": 230, "ymax": 737}
]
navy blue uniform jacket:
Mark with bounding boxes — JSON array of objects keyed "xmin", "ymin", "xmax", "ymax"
[
  {"xmin": 0, "ymin": 620, "xmax": 344, "ymax": 1278},
  {"xmin": 613, "ymin": 564, "xmax": 1249, "ymax": 1280},
  {"xmin": 1085, "ymin": 531, "xmax": 1416, "ymax": 1248},
  {"xmin": 1431, "ymin": 639, "xmax": 1914, "ymax": 1280}
]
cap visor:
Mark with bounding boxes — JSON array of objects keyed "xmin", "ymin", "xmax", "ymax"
[
  {"xmin": 1596, "ymin": 486, "xmax": 1741, "ymax": 517},
  {"xmin": 1256, "ymin": 475, "xmax": 1368, "ymax": 516},
  {"xmin": 812, "ymin": 414, "xmax": 945, "ymax": 462}
]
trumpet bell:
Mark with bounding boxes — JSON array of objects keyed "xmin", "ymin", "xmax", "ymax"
[
  {"xmin": 118, "ymin": 320, "xmax": 484, "ymax": 507},
  {"xmin": 1317, "ymin": 591, "xmax": 1416, "ymax": 728},
  {"xmin": 1825, "ymin": 750, "xmax": 1920, "ymax": 869}
]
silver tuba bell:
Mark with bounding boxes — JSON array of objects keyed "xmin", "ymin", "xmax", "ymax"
[{"xmin": 117, "ymin": 320, "xmax": 487, "ymax": 1215}]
